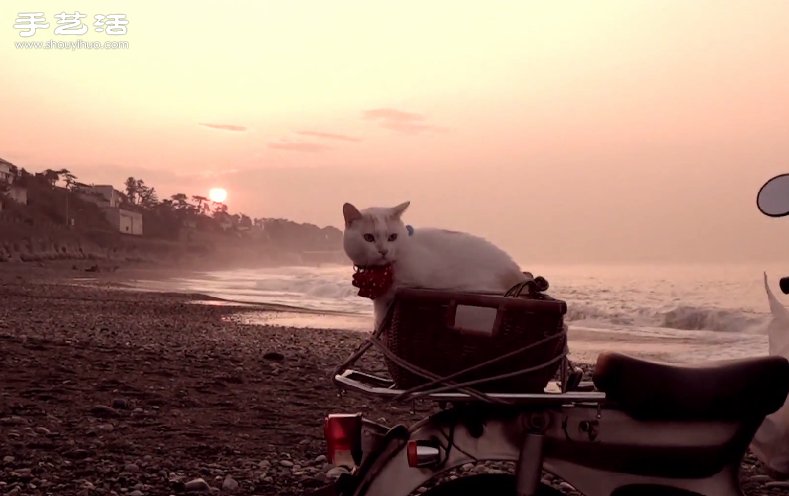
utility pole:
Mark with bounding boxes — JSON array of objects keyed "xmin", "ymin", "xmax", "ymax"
[{"xmin": 65, "ymin": 189, "xmax": 70, "ymax": 228}]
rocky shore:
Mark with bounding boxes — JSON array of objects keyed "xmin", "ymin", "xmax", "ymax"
[
  {"xmin": 0, "ymin": 266, "xmax": 787, "ymax": 495},
  {"xmin": 0, "ymin": 219, "xmax": 346, "ymax": 269}
]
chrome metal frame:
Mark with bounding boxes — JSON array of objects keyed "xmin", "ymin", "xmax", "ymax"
[{"xmin": 334, "ymin": 369, "xmax": 607, "ymax": 404}]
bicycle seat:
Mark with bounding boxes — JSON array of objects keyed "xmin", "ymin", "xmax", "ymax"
[{"xmin": 593, "ymin": 352, "xmax": 789, "ymax": 420}]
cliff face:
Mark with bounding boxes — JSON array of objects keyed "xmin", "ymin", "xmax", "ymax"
[
  {"xmin": 0, "ymin": 218, "xmax": 346, "ymax": 268},
  {"xmin": 0, "ymin": 221, "xmax": 191, "ymax": 264}
]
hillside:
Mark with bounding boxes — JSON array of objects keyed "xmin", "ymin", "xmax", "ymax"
[{"xmin": 0, "ymin": 165, "xmax": 346, "ymax": 267}]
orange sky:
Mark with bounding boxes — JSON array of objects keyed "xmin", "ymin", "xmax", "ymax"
[{"xmin": 2, "ymin": 1, "xmax": 789, "ymax": 264}]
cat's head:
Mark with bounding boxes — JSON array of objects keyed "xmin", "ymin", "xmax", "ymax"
[{"xmin": 342, "ymin": 201, "xmax": 410, "ymax": 266}]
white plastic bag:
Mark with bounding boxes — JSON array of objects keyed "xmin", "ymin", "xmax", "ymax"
[{"xmin": 750, "ymin": 274, "xmax": 789, "ymax": 478}]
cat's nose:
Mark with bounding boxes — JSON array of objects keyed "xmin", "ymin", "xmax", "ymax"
[{"xmin": 378, "ymin": 248, "xmax": 389, "ymax": 256}]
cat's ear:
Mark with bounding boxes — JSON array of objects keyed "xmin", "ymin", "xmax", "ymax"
[
  {"xmin": 343, "ymin": 202, "xmax": 363, "ymax": 226},
  {"xmin": 390, "ymin": 201, "xmax": 410, "ymax": 219}
]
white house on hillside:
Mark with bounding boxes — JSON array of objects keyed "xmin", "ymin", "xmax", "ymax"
[
  {"xmin": 0, "ymin": 158, "xmax": 28, "ymax": 209},
  {"xmin": 78, "ymin": 184, "xmax": 143, "ymax": 236},
  {"xmin": 82, "ymin": 185, "xmax": 121, "ymax": 208},
  {"xmin": 104, "ymin": 208, "xmax": 143, "ymax": 236},
  {"xmin": 0, "ymin": 160, "xmax": 13, "ymax": 183}
]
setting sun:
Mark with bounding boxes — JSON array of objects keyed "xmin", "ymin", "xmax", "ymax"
[{"xmin": 208, "ymin": 187, "xmax": 227, "ymax": 203}]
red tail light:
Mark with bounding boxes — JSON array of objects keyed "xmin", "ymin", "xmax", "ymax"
[
  {"xmin": 406, "ymin": 440, "xmax": 418, "ymax": 466},
  {"xmin": 406, "ymin": 439, "xmax": 442, "ymax": 468},
  {"xmin": 324, "ymin": 413, "xmax": 362, "ymax": 467}
]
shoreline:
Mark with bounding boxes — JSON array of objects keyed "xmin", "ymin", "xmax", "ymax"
[
  {"xmin": 5, "ymin": 260, "xmax": 772, "ymax": 365},
  {"xmin": 0, "ymin": 266, "xmax": 786, "ymax": 495},
  {"xmin": 13, "ymin": 260, "xmax": 771, "ymax": 364},
  {"xmin": 1, "ymin": 259, "xmax": 358, "ymax": 313}
]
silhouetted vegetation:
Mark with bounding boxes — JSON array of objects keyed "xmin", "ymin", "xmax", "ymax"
[{"xmin": 1, "ymin": 163, "xmax": 343, "ymax": 259}]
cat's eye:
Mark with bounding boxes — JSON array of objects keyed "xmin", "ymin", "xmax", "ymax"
[
  {"xmin": 388, "ymin": 233, "xmax": 398, "ymax": 241},
  {"xmin": 363, "ymin": 233, "xmax": 375, "ymax": 242}
]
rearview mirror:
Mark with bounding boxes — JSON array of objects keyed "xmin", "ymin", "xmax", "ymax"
[{"xmin": 757, "ymin": 174, "xmax": 789, "ymax": 217}]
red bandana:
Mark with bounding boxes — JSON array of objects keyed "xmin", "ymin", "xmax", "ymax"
[{"xmin": 352, "ymin": 264, "xmax": 394, "ymax": 299}]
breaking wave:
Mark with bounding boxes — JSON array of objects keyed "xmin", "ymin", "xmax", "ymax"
[
  {"xmin": 246, "ymin": 270, "xmax": 770, "ymax": 333},
  {"xmin": 566, "ymin": 303, "xmax": 769, "ymax": 333}
]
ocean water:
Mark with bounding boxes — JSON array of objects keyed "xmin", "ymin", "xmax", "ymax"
[{"xmin": 129, "ymin": 262, "xmax": 789, "ymax": 364}]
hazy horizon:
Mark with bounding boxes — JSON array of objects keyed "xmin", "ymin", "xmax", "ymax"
[{"xmin": 3, "ymin": 1, "xmax": 789, "ymax": 265}]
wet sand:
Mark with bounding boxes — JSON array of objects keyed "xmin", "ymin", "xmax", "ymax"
[{"xmin": 0, "ymin": 263, "xmax": 787, "ymax": 495}]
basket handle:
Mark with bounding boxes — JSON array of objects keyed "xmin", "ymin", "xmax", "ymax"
[{"xmin": 445, "ymin": 299, "xmax": 505, "ymax": 337}]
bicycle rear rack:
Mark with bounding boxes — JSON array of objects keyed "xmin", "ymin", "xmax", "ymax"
[{"xmin": 334, "ymin": 369, "xmax": 607, "ymax": 404}]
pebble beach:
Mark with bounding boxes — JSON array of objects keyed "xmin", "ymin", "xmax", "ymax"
[{"xmin": 0, "ymin": 263, "xmax": 787, "ymax": 496}]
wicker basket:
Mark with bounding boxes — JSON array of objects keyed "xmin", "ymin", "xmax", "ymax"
[{"xmin": 382, "ymin": 288, "xmax": 567, "ymax": 393}]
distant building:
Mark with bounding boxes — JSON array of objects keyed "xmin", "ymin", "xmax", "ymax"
[
  {"xmin": 0, "ymin": 159, "xmax": 14, "ymax": 183},
  {"xmin": 0, "ymin": 158, "xmax": 27, "ymax": 209},
  {"xmin": 104, "ymin": 208, "xmax": 143, "ymax": 236},
  {"xmin": 79, "ymin": 185, "xmax": 121, "ymax": 208},
  {"xmin": 78, "ymin": 184, "xmax": 143, "ymax": 236}
]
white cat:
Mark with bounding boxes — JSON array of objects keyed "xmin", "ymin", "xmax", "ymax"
[{"xmin": 342, "ymin": 201, "xmax": 528, "ymax": 328}]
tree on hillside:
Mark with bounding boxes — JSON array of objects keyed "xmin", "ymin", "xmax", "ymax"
[
  {"xmin": 125, "ymin": 177, "xmax": 139, "ymax": 204},
  {"xmin": 139, "ymin": 186, "xmax": 158, "ymax": 208},
  {"xmin": 171, "ymin": 193, "xmax": 190, "ymax": 211},
  {"xmin": 240, "ymin": 214, "xmax": 253, "ymax": 228},
  {"xmin": 43, "ymin": 169, "xmax": 60, "ymax": 186},
  {"xmin": 212, "ymin": 202, "xmax": 228, "ymax": 217},
  {"xmin": 135, "ymin": 179, "xmax": 158, "ymax": 208},
  {"xmin": 192, "ymin": 195, "xmax": 210, "ymax": 215},
  {"xmin": 60, "ymin": 169, "xmax": 78, "ymax": 190}
]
